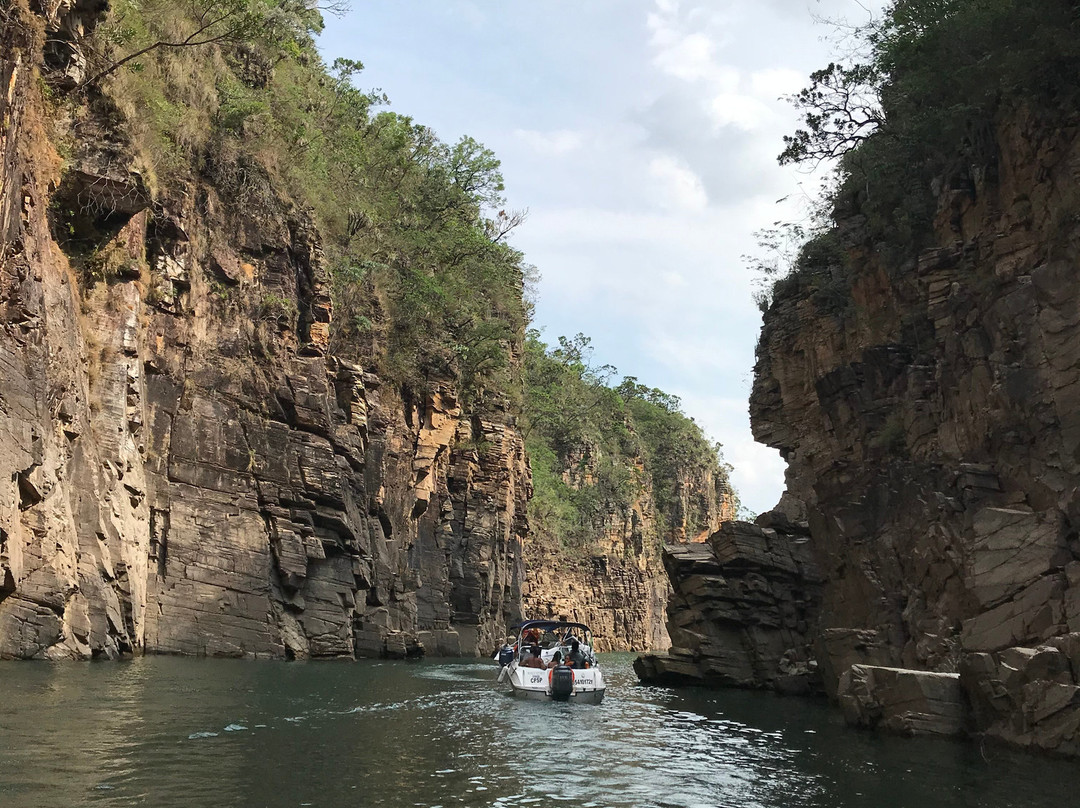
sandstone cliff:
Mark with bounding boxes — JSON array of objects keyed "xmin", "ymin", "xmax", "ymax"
[
  {"xmin": 634, "ymin": 514, "xmax": 821, "ymax": 690},
  {"xmin": 637, "ymin": 0, "xmax": 1080, "ymax": 752},
  {"xmin": 0, "ymin": 0, "xmax": 529, "ymax": 660},
  {"xmin": 520, "ymin": 334, "xmax": 735, "ymax": 651},
  {"xmin": 749, "ymin": 103, "xmax": 1080, "ymax": 753},
  {"xmin": 522, "ymin": 449, "xmax": 733, "ymax": 652}
]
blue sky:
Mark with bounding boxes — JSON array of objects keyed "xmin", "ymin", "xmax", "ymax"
[{"xmin": 319, "ymin": 0, "xmax": 886, "ymax": 515}]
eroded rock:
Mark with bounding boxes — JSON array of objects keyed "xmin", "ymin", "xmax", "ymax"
[
  {"xmin": 838, "ymin": 665, "xmax": 967, "ymax": 737},
  {"xmin": 635, "ymin": 517, "xmax": 823, "ymax": 692},
  {"xmin": 0, "ymin": 2, "xmax": 529, "ymax": 660},
  {"xmin": 960, "ymin": 639, "xmax": 1080, "ymax": 754},
  {"xmin": 749, "ymin": 101, "xmax": 1080, "ymax": 753},
  {"xmin": 521, "ymin": 439, "xmax": 734, "ymax": 652}
]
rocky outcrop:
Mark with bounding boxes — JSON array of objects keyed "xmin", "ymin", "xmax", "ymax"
[
  {"xmin": 0, "ymin": 1, "xmax": 528, "ymax": 660},
  {"xmin": 961, "ymin": 636, "xmax": 1080, "ymax": 755},
  {"xmin": 522, "ymin": 497, "xmax": 670, "ymax": 653},
  {"xmin": 634, "ymin": 515, "xmax": 821, "ymax": 692},
  {"xmin": 838, "ymin": 665, "xmax": 967, "ymax": 737},
  {"xmin": 749, "ymin": 103, "xmax": 1080, "ymax": 751},
  {"xmin": 522, "ymin": 447, "xmax": 732, "ymax": 652}
]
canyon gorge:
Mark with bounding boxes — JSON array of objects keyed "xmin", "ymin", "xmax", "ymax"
[
  {"xmin": 0, "ymin": 0, "xmax": 731, "ymax": 662},
  {"xmin": 8, "ymin": 0, "xmax": 1080, "ymax": 770}
]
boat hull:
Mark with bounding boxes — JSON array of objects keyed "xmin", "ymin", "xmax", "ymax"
[
  {"xmin": 508, "ymin": 680, "xmax": 606, "ymax": 704},
  {"xmin": 503, "ymin": 663, "xmax": 605, "ymax": 704}
]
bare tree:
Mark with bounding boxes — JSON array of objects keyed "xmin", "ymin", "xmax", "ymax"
[
  {"xmin": 778, "ymin": 61, "xmax": 883, "ymax": 167},
  {"xmin": 484, "ymin": 208, "xmax": 528, "ymax": 244}
]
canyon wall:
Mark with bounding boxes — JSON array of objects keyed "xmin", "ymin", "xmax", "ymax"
[
  {"xmin": 0, "ymin": 0, "xmax": 529, "ymax": 660},
  {"xmin": 746, "ymin": 105, "xmax": 1080, "ymax": 753},
  {"xmin": 522, "ymin": 452, "xmax": 733, "ymax": 652},
  {"xmin": 634, "ymin": 514, "xmax": 821, "ymax": 692},
  {"xmin": 519, "ymin": 331, "xmax": 736, "ymax": 652}
]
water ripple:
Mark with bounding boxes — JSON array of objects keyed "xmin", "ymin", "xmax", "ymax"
[{"xmin": 2, "ymin": 655, "xmax": 1080, "ymax": 807}]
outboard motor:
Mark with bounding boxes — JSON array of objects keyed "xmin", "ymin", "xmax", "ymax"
[
  {"xmin": 498, "ymin": 645, "xmax": 515, "ymax": 667},
  {"xmin": 550, "ymin": 666, "xmax": 574, "ymax": 701}
]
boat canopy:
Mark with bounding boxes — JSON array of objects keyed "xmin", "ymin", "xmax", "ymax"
[{"xmin": 511, "ymin": 619, "xmax": 592, "ymax": 634}]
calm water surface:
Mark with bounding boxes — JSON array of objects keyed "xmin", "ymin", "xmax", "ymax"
[{"xmin": 1, "ymin": 654, "xmax": 1078, "ymax": 807}]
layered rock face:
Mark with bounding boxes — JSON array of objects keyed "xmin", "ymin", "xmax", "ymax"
[
  {"xmin": 634, "ymin": 516, "xmax": 821, "ymax": 691},
  {"xmin": 0, "ymin": 2, "xmax": 528, "ymax": 660},
  {"xmin": 522, "ymin": 449, "xmax": 732, "ymax": 652},
  {"xmin": 750, "ymin": 106, "xmax": 1080, "ymax": 752},
  {"xmin": 523, "ymin": 545, "xmax": 669, "ymax": 653},
  {"xmin": 838, "ymin": 666, "xmax": 966, "ymax": 737}
]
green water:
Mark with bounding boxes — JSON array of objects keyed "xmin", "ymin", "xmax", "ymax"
[{"xmin": 1, "ymin": 654, "xmax": 1077, "ymax": 807}]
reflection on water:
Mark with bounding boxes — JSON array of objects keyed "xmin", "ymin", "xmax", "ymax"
[{"xmin": 1, "ymin": 654, "xmax": 1079, "ymax": 807}]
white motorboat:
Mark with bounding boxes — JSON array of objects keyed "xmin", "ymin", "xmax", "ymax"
[{"xmin": 495, "ymin": 620, "xmax": 605, "ymax": 704}]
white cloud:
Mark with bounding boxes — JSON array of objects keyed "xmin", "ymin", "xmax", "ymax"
[
  {"xmin": 671, "ymin": 390, "xmax": 787, "ymax": 516},
  {"xmin": 707, "ymin": 92, "xmax": 773, "ymax": 131},
  {"xmin": 648, "ymin": 155, "xmax": 709, "ymax": 211},
  {"xmin": 646, "ymin": 2, "xmax": 737, "ymax": 87},
  {"xmin": 750, "ymin": 67, "xmax": 807, "ymax": 100},
  {"xmin": 652, "ymin": 31, "xmax": 720, "ymax": 83},
  {"xmin": 662, "ymin": 270, "xmax": 688, "ymax": 287},
  {"xmin": 643, "ymin": 330, "xmax": 744, "ymax": 381},
  {"xmin": 321, "ymin": 0, "xmax": 889, "ymax": 516},
  {"xmin": 514, "ymin": 128, "xmax": 585, "ymax": 155},
  {"xmin": 727, "ymin": 437, "xmax": 787, "ymax": 516}
]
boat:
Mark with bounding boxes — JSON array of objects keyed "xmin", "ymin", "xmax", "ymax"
[{"xmin": 495, "ymin": 619, "xmax": 606, "ymax": 704}]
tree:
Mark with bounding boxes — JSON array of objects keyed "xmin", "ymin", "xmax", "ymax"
[
  {"xmin": 449, "ymin": 136, "xmax": 505, "ymax": 209},
  {"xmin": 523, "ymin": 331, "xmax": 619, "ymax": 444},
  {"xmin": 776, "ymin": 1, "xmax": 976, "ymax": 168},
  {"xmin": 778, "ymin": 0, "xmax": 1080, "ymax": 259},
  {"xmin": 778, "ymin": 61, "xmax": 883, "ymax": 166},
  {"xmin": 523, "ymin": 330, "xmax": 737, "ymax": 551},
  {"xmin": 76, "ymin": 0, "xmax": 337, "ymax": 92}
]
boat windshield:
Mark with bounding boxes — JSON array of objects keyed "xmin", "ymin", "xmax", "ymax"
[{"xmin": 514, "ymin": 622, "xmax": 595, "ymax": 655}]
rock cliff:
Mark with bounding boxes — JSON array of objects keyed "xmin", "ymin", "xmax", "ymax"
[
  {"xmin": 520, "ymin": 334, "xmax": 736, "ymax": 651},
  {"xmin": 0, "ymin": 0, "xmax": 529, "ymax": 660},
  {"xmin": 748, "ymin": 103, "xmax": 1080, "ymax": 752},
  {"xmin": 634, "ymin": 515, "xmax": 821, "ymax": 691},
  {"xmin": 522, "ymin": 455, "xmax": 733, "ymax": 652}
]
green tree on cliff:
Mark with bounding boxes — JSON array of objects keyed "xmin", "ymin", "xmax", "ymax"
[
  {"xmin": 78, "ymin": 0, "xmax": 333, "ymax": 91},
  {"xmin": 523, "ymin": 331, "xmax": 735, "ymax": 555},
  {"xmin": 758, "ymin": 0, "xmax": 1080, "ymax": 304},
  {"xmin": 83, "ymin": 0, "xmax": 529, "ymax": 400}
]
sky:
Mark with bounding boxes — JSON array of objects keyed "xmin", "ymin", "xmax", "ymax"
[{"xmin": 318, "ymin": 0, "xmax": 886, "ymax": 515}]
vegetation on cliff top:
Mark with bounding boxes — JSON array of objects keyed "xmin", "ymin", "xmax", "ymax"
[
  {"xmin": 755, "ymin": 0, "xmax": 1080, "ymax": 308},
  {"xmin": 51, "ymin": 1, "xmax": 737, "ymax": 555},
  {"xmin": 73, "ymin": 0, "xmax": 528, "ymax": 401},
  {"xmin": 524, "ymin": 331, "xmax": 735, "ymax": 559}
]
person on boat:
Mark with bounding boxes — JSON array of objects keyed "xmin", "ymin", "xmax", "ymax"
[
  {"xmin": 565, "ymin": 639, "xmax": 586, "ymax": 669},
  {"xmin": 523, "ymin": 627, "xmax": 541, "ymax": 646},
  {"xmin": 495, "ymin": 636, "xmax": 516, "ymax": 667},
  {"xmin": 545, "ymin": 650, "xmax": 565, "ymax": 669},
  {"xmin": 520, "ymin": 644, "xmax": 546, "ymax": 668}
]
